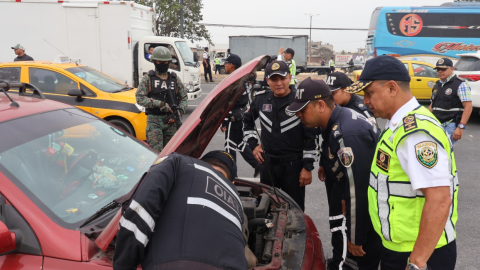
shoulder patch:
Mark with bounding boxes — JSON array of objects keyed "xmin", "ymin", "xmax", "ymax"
[
  {"xmin": 415, "ymin": 141, "xmax": 438, "ymax": 169},
  {"xmin": 355, "ymin": 102, "xmax": 368, "ymax": 111},
  {"xmin": 376, "ymin": 149, "xmax": 390, "ymax": 172},
  {"xmin": 170, "ymin": 71, "xmax": 177, "ymax": 78},
  {"xmin": 337, "ymin": 147, "xmax": 354, "ymax": 167},
  {"xmin": 154, "ymin": 155, "xmax": 169, "ymax": 165},
  {"xmin": 403, "ymin": 115, "xmax": 417, "ymax": 132}
]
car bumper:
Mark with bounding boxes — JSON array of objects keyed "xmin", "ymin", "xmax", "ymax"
[
  {"xmin": 187, "ymin": 85, "xmax": 202, "ymax": 101},
  {"xmin": 470, "ymin": 82, "xmax": 480, "ymax": 108}
]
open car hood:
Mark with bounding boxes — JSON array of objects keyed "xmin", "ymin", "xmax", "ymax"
[{"xmin": 94, "ymin": 55, "xmax": 270, "ymax": 251}]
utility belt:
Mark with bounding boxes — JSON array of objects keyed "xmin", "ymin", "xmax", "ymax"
[
  {"xmin": 265, "ymin": 152, "xmax": 302, "ymax": 163},
  {"xmin": 145, "ymin": 110, "xmax": 170, "ymax": 116},
  {"xmin": 226, "ymin": 107, "xmax": 245, "ymax": 122},
  {"xmin": 440, "ymin": 114, "xmax": 462, "ymax": 126}
]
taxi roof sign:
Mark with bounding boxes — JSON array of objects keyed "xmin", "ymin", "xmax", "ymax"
[{"xmin": 52, "ymin": 55, "xmax": 82, "ymax": 65}]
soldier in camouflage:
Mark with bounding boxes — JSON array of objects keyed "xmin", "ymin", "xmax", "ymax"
[{"xmin": 136, "ymin": 46, "xmax": 188, "ymax": 152}]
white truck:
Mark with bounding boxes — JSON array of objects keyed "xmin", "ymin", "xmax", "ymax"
[{"xmin": 0, "ymin": 0, "xmax": 202, "ymax": 100}]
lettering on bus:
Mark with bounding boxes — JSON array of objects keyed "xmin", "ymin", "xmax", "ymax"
[{"xmin": 432, "ymin": 42, "xmax": 480, "ymax": 54}]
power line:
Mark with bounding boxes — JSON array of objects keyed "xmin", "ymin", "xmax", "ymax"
[{"xmin": 200, "ymin": 23, "xmax": 368, "ymax": 31}]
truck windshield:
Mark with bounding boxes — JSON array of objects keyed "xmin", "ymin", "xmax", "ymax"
[
  {"xmin": 175, "ymin": 41, "xmax": 195, "ymax": 67},
  {"xmin": 66, "ymin": 66, "xmax": 127, "ymax": 93}
]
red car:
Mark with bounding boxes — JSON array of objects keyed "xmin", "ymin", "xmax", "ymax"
[{"xmin": 0, "ymin": 56, "xmax": 326, "ymax": 269}]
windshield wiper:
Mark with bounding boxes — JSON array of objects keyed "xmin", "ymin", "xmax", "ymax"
[
  {"xmin": 111, "ymin": 86, "xmax": 133, "ymax": 93},
  {"xmin": 80, "ymin": 200, "xmax": 120, "ymax": 228}
]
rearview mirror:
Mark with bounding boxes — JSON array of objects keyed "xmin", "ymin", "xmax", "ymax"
[
  {"xmin": 68, "ymin": 88, "xmax": 85, "ymax": 101},
  {"xmin": 0, "ymin": 221, "xmax": 16, "ymax": 255},
  {"xmin": 193, "ymin": 52, "xmax": 199, "ymax": 63}
]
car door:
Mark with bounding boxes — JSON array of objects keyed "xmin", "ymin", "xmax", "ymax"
[
  {"xmin": 410, "ymin": 63, "xmax": 438, "ymax": 100},
  {"xmin": 27, "ymin": 67, "xmax": 93, "ymax": 113},
  {"xmin": 0, "ymin": 194, "xmax": 43, "ymax": 270}
]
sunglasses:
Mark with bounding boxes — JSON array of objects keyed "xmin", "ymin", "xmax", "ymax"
[{"xmin": 436, "ymin": 68, "xmax": 448, "ymax": 72}]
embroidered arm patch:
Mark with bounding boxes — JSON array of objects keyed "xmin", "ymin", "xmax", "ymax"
[{"xmin": 415, "ymin": 141, "xmax": 438, "ymax": 169}]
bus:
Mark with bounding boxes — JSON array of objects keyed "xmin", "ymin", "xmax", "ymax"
[{"xmin": 366, "ymin": 2, "xmax": 480, "ymax": 64}]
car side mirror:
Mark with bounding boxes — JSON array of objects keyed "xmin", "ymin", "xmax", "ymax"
[
  {"xmin": 68, "ymin": 88, "xmax": 85, "ymax": 101},
  {"xmin": 0, "ymin": 221, "xmax": 16, "ymax": 255},
  {"xmin": 193, "ymin": 52, "xmax": 199, "ymax": 63}
]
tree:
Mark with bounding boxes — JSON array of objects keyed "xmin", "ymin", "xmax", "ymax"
[{"xmin": 134, "ymin": 0, "xmax": 213, "ymax": 44}]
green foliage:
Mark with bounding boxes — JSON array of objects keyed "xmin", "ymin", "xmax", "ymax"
[{"xmin": 134, "ymin": 0, "xmax": 212, "ymax": 44}]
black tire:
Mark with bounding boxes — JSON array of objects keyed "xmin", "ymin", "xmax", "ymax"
[
  {"xmin": 219, "ymin": 67, "xmax": 227, "ymax": 74},
  {"xmin": 318, "ymin": 69, "xmax": 327, "ymax": 75},
  {"xmin": 108, "ymin": 118, "xmax": 136, "ymax": 137}
]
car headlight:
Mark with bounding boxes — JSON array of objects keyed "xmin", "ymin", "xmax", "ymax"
[{"xmin": 135, "ymin": 103, "xmax": 146, "ymax": 113}]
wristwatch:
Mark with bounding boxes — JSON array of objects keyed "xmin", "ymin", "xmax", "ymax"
[
  {"xmin": 304, "ymin": 164, "xmax": 314, "ymax": 171},
  {"xmin": 458, "ymin": 122, "xmax": 466, "ymax": 129},
  {"xmin": 407, "ymin": 257, "xmax": 427, "ymax": 270}
]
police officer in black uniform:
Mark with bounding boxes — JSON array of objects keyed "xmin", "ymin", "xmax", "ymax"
[
  {"xmin": 243, "ymin": 60, "xmax": 317, "ymax": 211},
  {"xmin": 113, "ymin": 151, "xmax": 251, "ymax": 270},
  {"xmin": 326, "ymin": 72, "xmax": 377, "ymax": 125},
  {"xmin": 220, "ymin": 54, "xmax": 261, "ymax": 176},
  {"xmin": 286, "ymin": 78, "xmax": 382, "ymax": 270}
]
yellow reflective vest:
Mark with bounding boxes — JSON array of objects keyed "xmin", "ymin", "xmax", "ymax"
[{"xmin": 369, "ymin": 106, "xmax": 458, "ymax": 252}]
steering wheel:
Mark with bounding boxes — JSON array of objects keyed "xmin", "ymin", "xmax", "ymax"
[{"xmin": 62, "ymin": 149, "xmax": 98, "ymax": 198}]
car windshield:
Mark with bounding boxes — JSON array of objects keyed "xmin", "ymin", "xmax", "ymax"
[
  {"xmin": 66, "ymin": 66, "xmax": 127, "ymax": 93},
  {"xmin": 0, "ymin": 108, "xmax": 157, "ymax": 230},
  {"xmin": 455, "ymin": 57, "xmax": 480, "ymax": 71},
  {"xmin": 175, "ymin": 41, "xmax": 195, "ymax": 67}
]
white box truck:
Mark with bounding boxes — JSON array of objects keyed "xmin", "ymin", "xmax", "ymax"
[{"xmin": 0, "ymin": 0, "xmax": 202, "ymax": 100}]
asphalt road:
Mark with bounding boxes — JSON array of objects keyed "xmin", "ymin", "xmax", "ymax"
[{"xmin": 184, "ymin": 82, "xmax": 480, "ymax": 269}]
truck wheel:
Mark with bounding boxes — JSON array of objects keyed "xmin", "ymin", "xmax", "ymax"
[
  {"xmin": 219, "ymin": 67, "xmax": 227, "ymax": 74},
  {"xmin": 108, "ymin": 118, "xmax": 136, "ymax": 137},
  {"xmin": 318, "ymin": 70, "xmax": 326, "ymax": 75}
]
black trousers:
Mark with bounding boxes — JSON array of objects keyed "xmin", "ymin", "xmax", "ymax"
[
  {"xmin": 224, "ymin": 121, "xmax": 259, "ymax": 170},
  {"xmin": 325, "ymin": 178, "xmax": 382, "ymax": 270},
  {"xmin": 381, "ymin": 240, "xmax": 456, "ymax": 270},
  {"xmin": 330, "ymin": 66, "xmax": 335, "ymax": 74},
  {"xmin": 260, "ymin": 156, "xmax": 305, "ymax": 211},
  {"xmin": 215, "ymin": 64, "xmax": 221, "ymax": 74},
  {"xmin": 203, "ymin": 63, "xmax": 213, "ymax": 81}
]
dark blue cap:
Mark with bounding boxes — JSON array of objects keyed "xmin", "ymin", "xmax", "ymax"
[
  {"xmin": 435, "ymin": 58, "xmax": 453, "ymax": 69},
  {"xmin": 201, "ymin": 150, "xmax": 237, "ymax": 180},
  {"xmin": 224, "ymin": 54, "xmax": 242, "ymax": 67},
  {"xmin": 345, "ymin": 55, "xmax": 411, "ymax": 94}
]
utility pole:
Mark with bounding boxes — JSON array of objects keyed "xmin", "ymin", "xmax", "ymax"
[
  {"xmin": 305, "ymin": 14, "xmax": 319, "ymax": 63},
  {"xmin": 180, "ymin": 0, "xmax": 184, "ymax": 38}
]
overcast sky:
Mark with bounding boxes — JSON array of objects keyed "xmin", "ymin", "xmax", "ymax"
[{"xmin": 199, "ymin": 0, "xmax": 444, "ymax": 52}]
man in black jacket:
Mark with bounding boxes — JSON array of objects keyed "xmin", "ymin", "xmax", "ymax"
[
  {"xmin": 287, "ymin": 78, "xmax": 381, "ymax": 270},
  {"xmin": 113, "ymin": 151, "xmax": 250, "ymax": 270},
  {"xmin": 220, "ymin": 54, "xmax": 260, "ymax": 176},
  {"xmin": 243, "ymin": 60, "xmax": 317, "ymax": 211}
]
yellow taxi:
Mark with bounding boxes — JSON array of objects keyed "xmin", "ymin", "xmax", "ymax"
[
  {"xmin": 0, "ymin": 61, "xmax": 148, "ymax": 140},
  {"xmin": 351, "ymin": 60, "xmax": 438, "ymax": 100}
]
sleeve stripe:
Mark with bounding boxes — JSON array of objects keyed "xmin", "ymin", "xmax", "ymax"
[
  {"xmin": 193, "ymin": 164, "xmax": 242, "ymax": 205},
  {"xmin": 130, "ymin": 200, "xmax": 156, "ymax": 232},
  {"xmin": 187, "ymin": 197, "xmax": 242, "ymax": 231},
  {"xmin": 119, "ymin": 216, "xmax": 149, "ymax": 247}
]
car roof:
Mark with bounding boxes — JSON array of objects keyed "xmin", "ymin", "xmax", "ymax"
[
  {"xmin": 0, "ymin": 61, "xmax": 81, "ymax": 70},
  {"xmin": 401, "ymin": 60, "xmax": 435, "ymax": 67},
  {"xmin": 0, "ymin": 92, "xmax": 71, "ymax": 123},
  {"xmin": 456, "ymin": 51, "xmax": 480, "ymax": 59}
]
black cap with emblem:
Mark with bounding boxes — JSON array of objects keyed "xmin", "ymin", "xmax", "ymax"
[
  {"xmin": 265, "ymin": 60, "xmax": 290, "ymax": 79},
  {"xmin": 201, "ymin": 150, "xmax": 237, "ymax": 180},
  {"xmin": 325, "ymin": 72, "xmax": 353, "ymax": 91},
  {"xmin": 345, "ymin": 55, "xmax": 411, "ymax": 94},
  {"xmin": 434, "ymin": 58, "xmax": 453, "ymax": 69},
  {"xmin": 224, "ymin": 54, "xmax": 242, "ymax": 68},
  {"xmin": 286, "ymin": 77, "xmax": 331, "ymax": 114}
]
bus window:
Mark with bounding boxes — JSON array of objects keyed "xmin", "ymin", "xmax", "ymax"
[{"xmin": 369, "ymin": 9, "xmax": 381, "ymax": 32}]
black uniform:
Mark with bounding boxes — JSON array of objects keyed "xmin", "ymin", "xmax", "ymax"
[
  {"xmin": 243, "ymin": 89, "xmax": 317, "ymax": 211},
  {"xmin": 344, "ymin": 94, "xmax": 377, "ymax": 126},
  {"xmin": 222, "ymin": 83, "xmax": 260, "ymax": 170},
  {"xmin": 320, "ymin": 106, "xmax": 381, "ymax": 270},
  {"xmin": 431, "ymin": 75, "xmax": 465, "ymax": 124},
  {"xmin": 113, "ymin": 153, "xmax": 247, "ymax": 270},
  {"xmin": 203, "ymin": 52, "xmax": 213, "ymax": 82}
]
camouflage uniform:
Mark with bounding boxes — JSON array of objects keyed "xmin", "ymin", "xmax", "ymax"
[{"xmin": 136, "ymin": 71, "xmax": 188, "ymax": 152}]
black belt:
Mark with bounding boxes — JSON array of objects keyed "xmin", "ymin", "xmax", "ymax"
[{"xmin": 265, "ymin": 152, "xmax": 302, "ymax": 163}]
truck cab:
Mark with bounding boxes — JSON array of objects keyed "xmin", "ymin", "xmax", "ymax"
[{"xmin": 136, "ymin": 37, "xmax": 202, "ymax": 101}]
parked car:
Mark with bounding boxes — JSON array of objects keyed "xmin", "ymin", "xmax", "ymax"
[
  {"xmin": 351, "ymin": 60, "xmax": 438, "ymax": 100},
  {"xmin": 0, "ymin": 61, "xmax": 148, "ymax": 140},
  {"xmin": 0, "ymin": 56, "xmax": 326, "ymax": 269},
  {"xmin": 454, "ymin": 51, "xmax": 480, "ymax": 109}
]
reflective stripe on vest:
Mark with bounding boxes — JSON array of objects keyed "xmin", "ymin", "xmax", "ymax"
[
  {"xmin": 290, "ymin": 59, "xmax": 296, "ymax": 85},
  {"xmin": 432, "ymin": 107, "xmax": 464, "ymax": 112},
  {"xmin": 369, "ymin": 106, "xmax": 458, "ymax": 252}
]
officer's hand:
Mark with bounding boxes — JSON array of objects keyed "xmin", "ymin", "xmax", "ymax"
[
  {"xmin": 452, "ymin": 127, "xmax": 463, "ymax": 141},
  {"xmin": 278, "ymin": 47, "xmax": 284, "ymax": 55},
  {"xmin": 318, "ymin": 166, "xmax": 326, "ymax": 182},
  {"xmin": 347, "ymin": 240, "xmax": 366, "ymax": 257},
  {"xmin": 160, "ymin": 103, "xmax": 172, "ymax": 113},
  {"xmin": 220, "ymin": 127, "xmax": 227, "ymax": 133},
  {"xmin": 299, "ymin": 168, "xmax": 312, "ymax": 187},
  {"xmin": 253, "ymin": 145, "xmax": 264, "ymax": 164},
  {"xmin": 168, "ymin": 119, "xmax": 175, "ymax": 124}
]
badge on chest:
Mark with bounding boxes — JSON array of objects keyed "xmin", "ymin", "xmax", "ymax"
[
  {"xmin": 376, "ymin": 149, "xmax": 390, "ymax": 172},
  {"xmin": 262, "ymin": 104, "xmax": 272, "ymax": 112}
]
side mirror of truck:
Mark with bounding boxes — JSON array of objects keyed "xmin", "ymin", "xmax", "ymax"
[
  {"xmin": 0, "ymin": 221, "xmax": 16, "ymax": 255},
  {"xmin": 68, "ymin": 88, "xmax": 85, "ymax": 102},
  {"xmin": 193, "ymin": 52, "xmax": 199, "ymax": 63}
]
